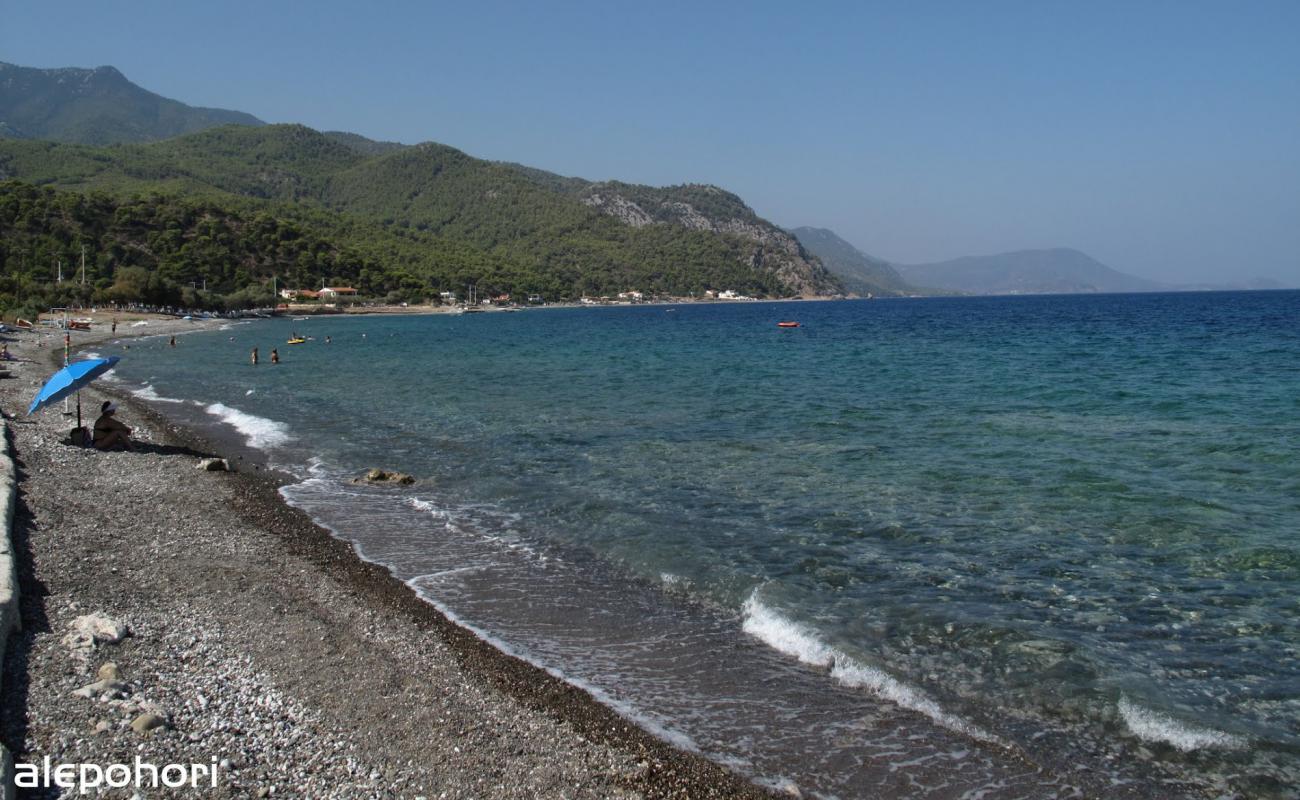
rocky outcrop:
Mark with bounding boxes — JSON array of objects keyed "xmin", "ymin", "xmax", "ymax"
[
  {"xmin": 580, "ymin": 193, "xmax": 654, "ymax": 227},
  {"xmin": 580, "ymin": 183, "xmax": 842, "ymax": 297},
  {"xmin": 352, "ymin": 468, "xmax": 415, "ymax": 486}
]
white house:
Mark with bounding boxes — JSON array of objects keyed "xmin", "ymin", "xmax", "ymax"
[{"xmin": 319, "ymin": 287, "xmax": 358, "ymax": 300}]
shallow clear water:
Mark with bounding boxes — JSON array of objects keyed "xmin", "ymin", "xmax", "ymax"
[{"xmin": 105, "ymin": 293, "xmax": 1300, "ymax": 798}]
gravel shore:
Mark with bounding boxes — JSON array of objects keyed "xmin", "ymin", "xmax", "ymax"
[{"xmin": 0, "ymin": 317, "xmax": 779, "ymax": 799}]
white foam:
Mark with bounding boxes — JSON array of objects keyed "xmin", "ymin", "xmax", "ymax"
[
  {"xmin": 131, "ymin": 384, "xmax": 185, "ymax": 404},
  {"xmin": 1118, "ymin": 697, "xmax": 1247, "ymax": 752},
  {"xmin": 131, "ymin": 321, "xmax": 149, "ymax": 327},
  {"xmin": 741, "ymin": 590, "xmax": 996, "ymax": 743},
  {"xmin": 407, "ymin": 497, "xmax": 452, "ymax": 522},
  {"xmin": 245, "ymin": 389, "xmax": 255, "ymax": 396},
  {"xmin": 203, "ymin": 402, "xmax": 291, "ymax": 450},
  {"xmin": 660, "ymin": 572, "xmax": 689, "ymax": 589},
  {"xmin": 741, "ymin": 593, "xmax": 835, "ymax": 667}
]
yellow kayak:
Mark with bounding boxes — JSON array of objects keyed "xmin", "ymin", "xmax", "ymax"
[{"xmin": 287, "ymin": 337, "xmax": 307, "ymax": 344}]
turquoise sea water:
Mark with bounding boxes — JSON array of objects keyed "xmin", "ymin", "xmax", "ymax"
[{"xmin": 104, "ymin": 292, "xmax": 1299, "ymax": 798}]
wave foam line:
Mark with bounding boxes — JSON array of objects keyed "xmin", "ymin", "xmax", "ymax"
[
  {"xmin": 203, "ymin": 402, "xmax": 291, "ymax": 450},
  {"xmin": 741, "ymin": 592, "xmax": 996, "ymax": 743},
  {"xmin": 131, "ymin": 384, "xmax": 185, "ymax": 404},
  {"xmin": 1118, "ymin": 697, "xmax": 1247, "ymax": 752}
]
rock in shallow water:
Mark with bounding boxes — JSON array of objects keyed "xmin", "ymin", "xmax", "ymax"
[{"xmin": 352, "ymin": 468, "xmax": 415, "ymax": 485}]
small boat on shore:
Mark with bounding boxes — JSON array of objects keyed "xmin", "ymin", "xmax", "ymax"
[
  {"xmin": 14, "ymin": 319, "xmax": 33, "ymax": 330},
  {"xmin": 777, "ymin": 321, "xmax": 800, "ymax": 328}
]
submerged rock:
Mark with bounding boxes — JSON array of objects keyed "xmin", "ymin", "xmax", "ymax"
[{"xmin": 352, "ymin": 468, "xmax": 415, "ymax": 486}]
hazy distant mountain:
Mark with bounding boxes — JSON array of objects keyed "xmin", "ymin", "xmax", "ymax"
[
  {"xmin": 896, "ymin": 248, "xmax": 1167, "ymax": 295},
  {"xmin": 789, "ymin": 227, "xmax": 914, "ymax": 296},
  {"xmin": 0, "ymin": 62, "xmax": 264, "ymax": 145}
]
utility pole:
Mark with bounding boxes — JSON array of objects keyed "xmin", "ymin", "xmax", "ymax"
[
  {"xmin": 80, "ymin": 245, "xmax": 86, "ymax": 285},
  {"xmin": 57, "ymin": 259, "xmax": 63, "ymax": 283}
]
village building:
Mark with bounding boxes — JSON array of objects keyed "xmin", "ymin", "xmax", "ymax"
[{"xmin": 319, "ymin": 287, "xmax": 358, "ymax": 301}]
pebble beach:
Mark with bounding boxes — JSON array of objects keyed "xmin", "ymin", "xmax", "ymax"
[{"xmin": 0, "ymin": 316, "xmax": 777, "ymax": 799}]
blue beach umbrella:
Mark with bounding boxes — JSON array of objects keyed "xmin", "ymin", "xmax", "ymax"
[{"xmin": 28, "ymin": 356, "xmax": 122, "ymax": 428}]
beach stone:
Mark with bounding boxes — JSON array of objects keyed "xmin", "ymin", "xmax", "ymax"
[
  {"xmin": 72, "ymin": 679, "xmax": 130, "ymax": 699},
  {"xmin": 353, "ymin": 468, "xmax": 415, "ymax": 485},
  {"xmin": 198, "ymin": 458, "xmax": 230, "ymax": 471},
  {"xmin": 97, "ymin": 661, "xmax": 123, "ymax": 681},
  {"xmin": 130, "ymin": 712, "xmax": 168, "ymax": 734},
  {"xmin": 63, "ymin": 612, "xmax": 130, "ymax": 653}
]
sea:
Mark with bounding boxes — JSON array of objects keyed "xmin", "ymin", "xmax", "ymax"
[{"xmin": 100, "ymin": 292, "xmax": 1299, "ymax": 799}]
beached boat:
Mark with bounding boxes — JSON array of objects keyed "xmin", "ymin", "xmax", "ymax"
[{"xmin": 14, "ymin": 319, "xmax": 33, "ymax": 329}]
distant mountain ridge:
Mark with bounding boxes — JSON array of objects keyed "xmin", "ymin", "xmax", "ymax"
[
  {"xmin": 0, "ymin": 62, "xmax": 264, "ymax": 145},
  {"xmin": 897, "ymin": 248, "xmax": 1167, "ymax": 295},
  {"xmin": 789, "ymin": 227, "xmax": 914, "ymax": 296}
]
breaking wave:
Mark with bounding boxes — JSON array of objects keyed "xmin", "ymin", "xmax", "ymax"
[
  {"xmin": 741, "ymin": 591, "xmax": 995, "ymax": 742},
  {"xmin": 1118, "ymin": 697, "xmax": 1247, "ymax": 752},
  {"xmin": 203, "ymin": 402, "xmax": 291, "ymax": 450}
]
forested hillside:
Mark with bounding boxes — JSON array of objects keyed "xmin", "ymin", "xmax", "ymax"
[{"xmin": 0, "ymin": 123, "xmax": 841, "ymax": 315}]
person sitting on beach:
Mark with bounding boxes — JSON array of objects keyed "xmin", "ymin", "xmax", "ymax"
[{"xmin": 93, "ymin": 401, "xmax": 134, "ymax": 451}]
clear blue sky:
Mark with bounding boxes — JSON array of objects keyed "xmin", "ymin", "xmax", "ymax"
[{"xmin": 4, "ymin": 0, "xmax": 1298, "ymax": 285}]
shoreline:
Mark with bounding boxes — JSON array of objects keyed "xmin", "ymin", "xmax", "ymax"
[{"xmin": 0, "ymin": 317, "xmax": 781, "ymax": 798}]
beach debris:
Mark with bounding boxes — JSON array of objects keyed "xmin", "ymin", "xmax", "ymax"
[
  {"xmin": 72, "ymin": 678, "xmax": 131, "ymax": 700},
  {"xmin": 64, "ymin": 612, "xmax": 130, "ymax": 657},
  {"xmin": 198, "ymin": 457, "xmax": 230, "ymax": 472},
  {"xmin": 130, "ymin": 711, "xmax": 169, "ymax": 734},
  {"xmin": 352, "ymin": 468, "xmax": 415, "ymax": 486}
]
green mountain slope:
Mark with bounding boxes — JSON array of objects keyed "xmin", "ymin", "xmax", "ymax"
[
  {"xmin": 789, "ymin": 227, "xmax": 914, "ymax": 296},
  {"xmin": 0, "ymin": 124, "xmax": 841, "ymax": 305},
  {"xmin": 0, "ymin": 62, "xmax": 264, "ymax": 145}
]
